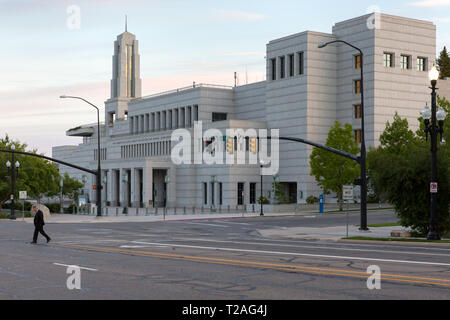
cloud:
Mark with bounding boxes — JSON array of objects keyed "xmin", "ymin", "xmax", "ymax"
[
  {"xmin": 211, "ymin": 10, "xmax": 265, "ymax": 22},
  {"xmin": 409, "ymin": 0, "xmax": 450, "ymax": 7}
]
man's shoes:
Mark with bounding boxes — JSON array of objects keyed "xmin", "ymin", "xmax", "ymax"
[
  {"xmin": 30, "ymin": 241, "xmax": 37, "ymax": 244},
  {"xmin": 47, "ymin": 238, "xmax": 51, "ymax": 243}
]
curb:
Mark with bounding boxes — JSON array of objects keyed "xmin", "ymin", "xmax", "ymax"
[{"xmin": 338, "ymin": 239, "xmax": 450, "ymax": 247}]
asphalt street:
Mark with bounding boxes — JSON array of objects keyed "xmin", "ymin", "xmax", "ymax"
[{"xmin": 1, "ymin": 209, "xmax": 449, "ymax": 300}]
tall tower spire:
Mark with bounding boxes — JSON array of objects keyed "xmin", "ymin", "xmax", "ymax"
[{"xmin": 109, "ymin": 27, "xmax": 142, "ymax": 101}]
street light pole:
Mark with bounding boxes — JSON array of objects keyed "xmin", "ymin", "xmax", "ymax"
[
  {"xmin": 60, "ymin": 178, "xmax": 64, "ymax": 214},
  {"xmin": 318, "ymin": 40, "xmax": 368, "ymax": 230},
  {"xmin": 422, "ymin": 66, "xmax": 446, "ymax": 240},
  {"xmin": 60, "ymin": 95, "xmax": 102, "ymax": 217},
  {"xmin": 6, "ymin": 145, "xmax": 20, "ymax": 220}
]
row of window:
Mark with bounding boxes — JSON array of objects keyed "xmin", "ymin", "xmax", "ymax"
[
  {"xmin": 94, "ymin": 148, "xmax": 107, "ymax": 161},
  {"xmin": 129, "ymin": 105, "xmax": 199, "ymax": 134},
  {"xmin": 270, "ymin": 51, "xmax": 304, "ymax": 81},
  {"xmin": 202, "ymin": 182, "xmax": 259, "ymax": 206},
  {"xmin": 383, "ymin": 53, "xmax": 428, "ymax": 71},
  {"xmin": 121, "ymin": 141, "xmax": 172, "ymax": 159}
]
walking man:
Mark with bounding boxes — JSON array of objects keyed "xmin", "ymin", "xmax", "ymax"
[{"xmin": 31, "ymin": 205, "xmax": 51, "ymax": 244}]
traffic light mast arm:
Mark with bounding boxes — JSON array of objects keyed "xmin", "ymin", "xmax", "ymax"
[
  {"xmin": 263, "ymin": 136, "xmax": 360, "ymax": 163},
  {"xmin": 0, "ymin": 149, "xmax": 98, "ymax": 176}
]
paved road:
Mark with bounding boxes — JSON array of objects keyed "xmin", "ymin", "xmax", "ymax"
[{"xmin": 1, "ymin": 210, "xmax": 449, "ymax": 300}]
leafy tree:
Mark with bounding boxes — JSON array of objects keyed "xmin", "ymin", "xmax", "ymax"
[
  {"xmin": 368, "ymin": 113, "xmax": 450, "ymax": 235},
  {"xmin": 271, "ymin": 178, "xmax": 289, "ymax": 204},
  {"xmin": 437, "ymin": 46, "xmax": 450, "ymax": 79},
  {"xmin": 309, "ymin": 121, "xmax": 360, "ymax": 211},
  {"xmin": 0, "ymin": 135, "xmax": 61, "ymax": 209},
  {"xmin": 62, "ymin": 173, "xmax": 84, "ymax": 202}
]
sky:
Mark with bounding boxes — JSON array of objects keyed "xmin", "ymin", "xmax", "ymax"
[{"xmin": 1, "ymin": 0, "xmax": 450, "ymax": 156}]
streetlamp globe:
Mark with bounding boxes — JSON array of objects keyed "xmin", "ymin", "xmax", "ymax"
[
  {"xmin": 436, "ymin": 107, "xmax": 447, "ymax": 122},
  {"xmin": 422, "ymin": 104, "xmax": 432, "ymax": 120},
  {"xmin": 6, "ymin": 160, "xmax": 11, "ymax": 168},
  {"xmin": 429, "ymin": 66, "xmax": 439, "ymax": 82},
  {"xmin": 11, "ymin": 145, "xmax": 15, "ymax": 151},
  {"xmin": 15, "ymin": 161, "xmax": 20, "ymax": 168}
]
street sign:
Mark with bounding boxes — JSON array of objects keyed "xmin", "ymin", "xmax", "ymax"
[
  {"xmin": 343, "ymin": 185, "xmax": 354, "ymax": 201},
  {"xmin": 19, "ymin": 191, "xmax": 27, "ymax": 200},
  {"xmin": 430, "ymin": 182, "xmax": 438, "ymax": 194}
]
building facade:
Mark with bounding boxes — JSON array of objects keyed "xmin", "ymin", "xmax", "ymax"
[{"xmin": 53, "ymin": 13, "xmax": 437, "ymax": 208}]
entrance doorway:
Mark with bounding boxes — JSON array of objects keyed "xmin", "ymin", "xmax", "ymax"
[{"xmin": 153, "ymin": 169, "xmax": 168, "ymax": 207}]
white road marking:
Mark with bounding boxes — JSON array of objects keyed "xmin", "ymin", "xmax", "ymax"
[
  {"xmin": 171, "ymin": 238, "xmax": 450, "ymax": 258},
  {"xmin": 219, "ymin": 221, "xmax": 251, "ymax": 226},
  {"xmin": 180, "ymin": 222, "xmax": 229, "ymax": 228},
  {"xmin": 130, "ymin": 241, "xmax": 450, "ymax": 267},
  {"xmin": 53, "ymin": 263, "xmax": 98, "ymax": 271}
]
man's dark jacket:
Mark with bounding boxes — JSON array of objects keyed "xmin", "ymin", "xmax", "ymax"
[{"xmin": 34, "ymin": 210, "xmax": 45, "ymax": 227}]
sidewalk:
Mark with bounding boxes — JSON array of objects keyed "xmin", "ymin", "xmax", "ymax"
[
  {"xmin": 257, "ymin": 225, "xmax": 400, "ymax": 241},
  {"xmin": 16, "ymin": 211, "xmax": 301, "ymax": 224}
]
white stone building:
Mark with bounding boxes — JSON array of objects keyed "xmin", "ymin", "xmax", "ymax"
[{"xmin": 53, "ymin": 13, "xmax": 437, "ymax": 209}]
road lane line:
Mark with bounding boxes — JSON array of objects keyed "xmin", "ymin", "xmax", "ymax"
[
  {"xmin": 170, "ymin": 238, "xmax": 450, "ymax": 258},
  {"xmin": 180, "ymin": 222, "xmax": 229, "ymax": 228},
  {"xmin": 131, "ymin": 241, "xmax": 450, "ymax": 267},
  {"xmin": 51, "ymin": 244, "xmax": 450, "ymax": 287},
  {"xmin": 53, "ymin": 263, "xmax": 98, "ymax": 271}
]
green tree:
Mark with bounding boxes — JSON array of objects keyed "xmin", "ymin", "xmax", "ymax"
[
  {"xmin": 0, "ymin": 135, "xmax": 61, "ymax": 209},
  {"xmin": 368, "ymin": 113, "xmax": 450, "ymax": 235},
  {"xmin": 437, "ymin": 46, "xmax": 450, "ymax": 79},
  {"xmin": 309, "ymin": 121, "xmax": 360, "ymax": 211},
  {"xmin": 62, "ymin": 173, "xmax": 84, "ymax": 202}
]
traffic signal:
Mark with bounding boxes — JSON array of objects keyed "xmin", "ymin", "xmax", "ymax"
[
  {"xmin": 226, "ymin": 137, "xmax": 234, "ymax": 153},
  {"xmin": 250, "ymin": 137, "xmax": 257, "ymax": 153}
]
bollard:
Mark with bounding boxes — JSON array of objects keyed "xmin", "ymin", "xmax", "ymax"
[
  {"xmin": 227, "ymin": 205, "xmax": 230, "ymax": 213},
  {"xmin": 146, "ymin": 207, "xmax": 149, "ymax": 216},
  {"xmin": 116, "ymin": 208, "xmax": 119, "ymax": 216},
  {"xmin": 155, "ymin": 207, "xmax": 158, "ymax": 216},
  {"xmin": 136, "ymin": 207, "xmax": 139, "ymax": 216},
  {"xmin": 174, "ymin": 207, "xmax": 177, "ymax": 215},
  {"xmin": 183, "ymin": 207, "xmax": 186, "ymax": 215},
  {"xmin": 192, "ymin": 207, "xmax": 195, "ymax": 215},
  {"xmin": 201, "ymin": 206, "xmax": 204, "ymax": 214},
  {"xmin": 219, "ymin": 205, "xmax": 222, "ymax": 213}
]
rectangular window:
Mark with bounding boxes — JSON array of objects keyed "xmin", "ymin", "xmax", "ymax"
[
  {"xmin": 417, "ymin": 57, "xmax": 427, "ymax": 71},
  {"xmin": 212, "ymin": 112, "xmax": 227, "ymax": 122},
  {"xmin": 288, "ymin": 54, "xmax": 294, "ymax": 77},
  {"xmin": 354, "ymin": 129, "xmax": 362, "ymax": 143},
  {"xmin": 237, "ymin": 183, "xmax": 244, "ymax": 206},
  {"xmin": 219, "ymin": 183, "xmax": 223, "ymax": 206},
  {"xmin": 354, "ymin": 104, "xmax": 361, "ymax": 119},
  {"xmin": 203, "ymin": 183, "xmax": 208, "ymax": 205},
  {"xmin": 383, "ymin": 53, "xmax": 394, "ymax": 68},
  {"xmin": 400, "ymin": 55, "xmax": 411, "ymax": 69},
  {"xmin": 250, "ymin": 183, "xmax": 256, "ymax": 204},
  {"xmin": 280, "ymin": 56, "xmax": 285, "ymax": 79},
  {"xmin": 354, "ymin": 55, "xmax": 361, "ymax": 69},
  {"xmin": 354, "ymin": 80, "xmax": 361, "ymax": 94},
  {"xmin": 298, "ymin": 52, "xmax": 304, "ymax": 75},
  {"xmin": 271, "ymin": 58, "xmax": 276, "ymax": 80}
]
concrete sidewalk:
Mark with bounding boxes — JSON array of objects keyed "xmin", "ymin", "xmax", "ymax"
[
  {"xmin": 15, "ymin": 211, "xmax": 300, "ymax": 224},
  {"xmin": 257, "ymin": 225, "xmax": 403, "ymax": 241}
]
